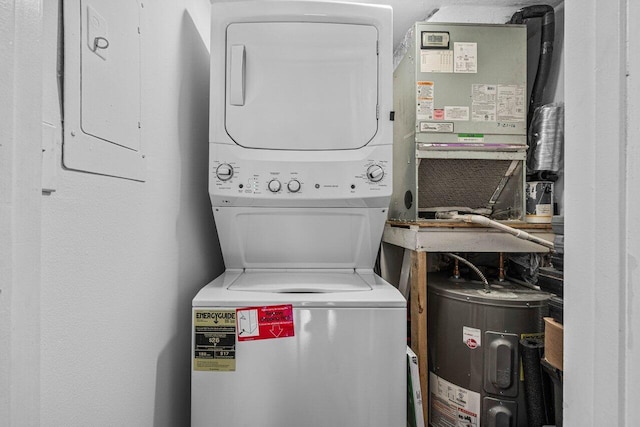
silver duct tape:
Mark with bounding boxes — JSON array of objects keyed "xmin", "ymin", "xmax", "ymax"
[{"xmin": 528, "ymin": 103, "xmax": 564, "ymax": 172}]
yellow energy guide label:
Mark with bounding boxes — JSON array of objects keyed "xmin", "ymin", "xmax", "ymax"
[{"xmin": 193, "ymin": 310, "xmax": 236, "ymax": 372}]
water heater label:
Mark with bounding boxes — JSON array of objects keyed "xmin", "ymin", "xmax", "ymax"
[
  {"xmin": 236, "ymin": 304, "xmax": 295, "ymax": 342},
  {"xmin": 429, "ymin": 372, "xmax": 481, "ymax": 427},
  {"xmin": 463, "ymin": 326, "xmax": 482, "ymax": 349},
  {"xmin": 193, "ymin": 310, "xmax": 237, "ymax": 372}
]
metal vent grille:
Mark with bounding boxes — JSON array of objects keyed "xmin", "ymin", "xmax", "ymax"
[{"xmin": 418, "ymin": 159, "xmax": 515, "ymax": 211}]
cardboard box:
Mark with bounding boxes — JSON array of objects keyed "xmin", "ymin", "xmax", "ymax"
[{"xmin": 544, "ymin": 317, "xmax": 564, "ymax": 370}]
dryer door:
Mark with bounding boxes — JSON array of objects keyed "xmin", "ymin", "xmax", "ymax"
[{"xmin": 225, "ymin": 22, "xmax": 379, "ymax": 151}]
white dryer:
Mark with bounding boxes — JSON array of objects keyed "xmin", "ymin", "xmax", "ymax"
[{"xmin": 192, "ymin": 2, "xmax": 405, "ymax": 426}]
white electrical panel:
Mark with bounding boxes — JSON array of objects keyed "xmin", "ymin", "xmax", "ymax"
[{"xmin": 63, "ymin": 0, "xmax": 145, "ymax": 181}]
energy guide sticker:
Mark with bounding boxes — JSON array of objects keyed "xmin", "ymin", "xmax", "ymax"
[{"xmin": 193, "ymin": 310, "xmax": 236, "ymax": 372}]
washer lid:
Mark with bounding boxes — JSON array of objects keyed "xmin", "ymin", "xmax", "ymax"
[
  {"xmin": 228, "ymin": 270, "xmax": 372, "ymax": 293},
  {"xmin": 193, "ymin": 270, "xmax": 406, "ymax": 308},
  {"xmin": 224, "ymin": 22, "xmax": 379, "ymax": 150}
]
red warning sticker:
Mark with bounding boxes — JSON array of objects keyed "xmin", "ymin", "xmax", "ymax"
[{"xmin": 236, "ymin": 304, "xmax": 295, "ymax": 342}]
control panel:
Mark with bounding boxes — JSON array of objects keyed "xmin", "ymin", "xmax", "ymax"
[
  {"xmin": 209, "ymin": 145, "xmax": 391, "ymax": 207},
  {"xmin": 211, "ymin": 160, "xmax": 388, "ymax": 194}
]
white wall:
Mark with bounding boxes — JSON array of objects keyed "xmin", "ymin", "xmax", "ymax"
[
  {"xmin": 0, "ymin": 1, "xmax": 43, "ymax": 425},
  {"xmin": 37, "ymin": 1, "xmax": 223, "ymax": 426},
  {"xmin": 565, "ymin": 0, "xmax": 639, "ymax": 425},
  {"xmin": 626, "ymin": 1, "xmax": 640, "ymax": 422}
]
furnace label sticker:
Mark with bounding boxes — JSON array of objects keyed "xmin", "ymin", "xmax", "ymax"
[
  {"xmin": 237, "ymin": 304, "xmax": 295, "ymax": 342},
  {"xmin": 429, "ymin": 373, "xmax": 480, "ymax": 427},
  {"xmin": 193, "ymin": 310, "xmax": 236, "ymax": 372},
  {"xmin": 420, "ymin": 50, "xmax": 454, "ymax": 73},
  {"xmin": 417, "ymin": 81, "xmax": 434, "ymax": 99},
  {"xmin": 444, "ymin": 106, "xmax": 469, "ymax": 121},
  {"xmin": 471, "ymin": 84, "xmax": 498, "ymax": 122},
  {"xmin": 420, "ymin": 122, "xmax": 454, "ymax": 133},
  {"xmin": 416, "ymin": 81, "xmax": 435, "ymax": 120},
  {"xmin": 497, "ymin": 84, "xmax": 526, "ymax": 122},
  {"xmin": 454, "ymin": 42, "xmax": 477, "ymax": 73},
  {"xmin": 463, "ymin": 326, "xmax": 482, "ymax": 349}
]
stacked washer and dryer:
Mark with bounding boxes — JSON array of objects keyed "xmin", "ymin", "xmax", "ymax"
[{"xmin": 191, "ymin": 2, "xmax": 406, "ymax": 426}]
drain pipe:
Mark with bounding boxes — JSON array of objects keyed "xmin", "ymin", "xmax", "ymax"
[
  {"xmin": 436, "ymin": 211, "xmax": 555, "ymax": 251},
  {"xmin": 509, "ymin": 5, "xmax": 555, "ymax": 128}
]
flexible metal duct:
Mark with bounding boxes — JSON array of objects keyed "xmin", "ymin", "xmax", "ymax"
[{"xmin": 528, "ymin": 103, "xmax": 564, "ymax": 181}]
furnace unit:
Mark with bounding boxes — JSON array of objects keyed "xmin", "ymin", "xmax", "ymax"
[{"xmin": 391, "ymin": 23, "xmax": 528, "ymax": 221}]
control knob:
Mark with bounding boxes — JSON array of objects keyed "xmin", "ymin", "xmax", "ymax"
[
  {"xmin": 287, "ymin": 179, "xmax": 301, "ymax": 193},
  {"xmin": 366, "ymin": 165, "xmax": 385, "ymax": 182},
  {"xmin": 216, "ymin": 163, "xmax": 234, "ymax": 181},
  {"xmin": 268, "ymin": 179, "xmax": 282, "ymax": 193}
]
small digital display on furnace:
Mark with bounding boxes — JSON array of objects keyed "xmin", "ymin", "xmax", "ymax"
[{"xmin": 421, "ymin": 31, "xmax": 450, "ymax": 49}]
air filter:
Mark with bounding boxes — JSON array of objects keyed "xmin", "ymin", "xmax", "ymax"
[{"xmin": 418, "ymin": 158, "xmax": 524, "ymax": 219}]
